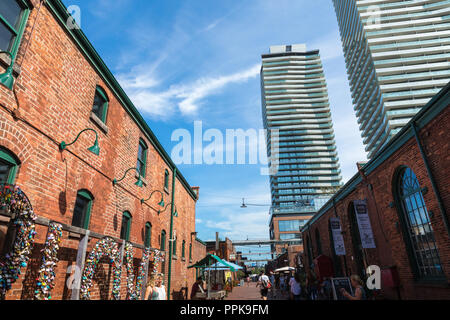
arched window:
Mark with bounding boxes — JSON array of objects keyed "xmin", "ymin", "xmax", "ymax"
[
  {"xmin": 136, "ymin": 139, "xmax": 148, "ymax": 178},
  {"xmin": 144, "ymin": 222, "xmax": 152, "ymax": 248},
  {"xmin": 120, "ymin": 211, "xmax": 132, "ymax": 241},
  {"xmin": 0, "ymin": 147, "xmax": 20, "ymax": 184},
  {"xmin": 71, "ymin": 190, "xmax": 94, "ymax": 229},
  {"xmin": 92, "ymin": 86, "xmax": 109, "ymax": 123},
  {"xmin": 160, "ymin": 229, "xmax": 166, "ymax": 251},
  {"xmin": 315, "ymin": 228, "xmax": 322, "ymax": 256},
  {"xmin": 164, "ymin": 169, "xmax": 170, "ymax": 190},
  {"xmin": 395, "ymin": 167, "xmax": 444, "ymax": 279}
]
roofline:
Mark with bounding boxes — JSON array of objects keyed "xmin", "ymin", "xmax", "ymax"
[
  {"xmin": 195, "ymin": 237, "xmax": 206, "ymax": 246},
  {"xmin": 302, "ymin": 80, "xmax": 450, "ymax": 233},
  {"xmin": 45, "ymin": 0, "xmax": 197, "ymax": 201},
  {"xmin": 261, "ymin": 50, "xmax": 320, "ymax": 59}
]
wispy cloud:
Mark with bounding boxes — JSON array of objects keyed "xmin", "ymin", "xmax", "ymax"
[
  {"xmin": 204, "ymin": 209, "xmax": 270, "ymax": 240},
  {"xmin": 310, "ymin": 30, "xmax": 344, "ymax": 61},
  {"xmin": 117, "ymin": 64, "xmax": 261, "ymax": 119}
]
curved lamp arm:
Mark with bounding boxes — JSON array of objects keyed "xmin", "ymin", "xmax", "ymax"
[
  {"xmin": 158, "ymin": 202, "xmax": 178, "ymax": 217},
  {"xmin": 141, "ymin": 189, "xmax": 165, "ymax": 206},
  {"xmin": 0, "ymin": 51, "xmax": 15, "ymax": 90},
  {"xmin": 113, "ymin": 167, "xmax": 143, "ymax": 187},
  {"xmin": 59, "ymin": 128, "xmax": 100, "ymax": 155}
]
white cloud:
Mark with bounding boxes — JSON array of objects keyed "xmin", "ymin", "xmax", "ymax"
[
  {"xmin": 117, "ymin": 64, "xmax": 261, "ymax": 119},
  {"xmin": 310, "ymin": 30, "xmax": 344, "ymax": 61},
  {"xmin": 204, "ymin": 209, "xmax": 270, "ymax": 240}
]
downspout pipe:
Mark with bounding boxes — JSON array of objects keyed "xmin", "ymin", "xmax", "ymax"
[
  {"xmin": 411, "ymin": 122, "xmax": 450, "ymax": 238},
  {"xmin": 167, "ymin": 167, "xmax": 177, "ymax": 300}
]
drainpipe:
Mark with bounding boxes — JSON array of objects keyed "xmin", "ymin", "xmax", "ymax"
[
  {"xmin": 167, "ymin": 167, "xmax": 177, "ymax": 300},
  {"xmin": 411, "ymin": 122, "xmax": 450, "ymax": 237}
]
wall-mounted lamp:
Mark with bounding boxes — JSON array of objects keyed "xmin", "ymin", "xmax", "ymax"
[
  {"xmin": 59, "ymin": 128, "xmax": 100, "ymax": 156},
  {"xmin": 0, "ymin": 51, "xmax": 14, "ymax": 90},
  {"xmin": 158, "ymin": 202, "xmax": 178, "ymax": 217},
  {"xmin": 113, "ymin": 167, "xmax": 143, "ymax": 187},
  {"xmin": 141, "ymin": 189, "xmax": 165, "ymax": 207}
]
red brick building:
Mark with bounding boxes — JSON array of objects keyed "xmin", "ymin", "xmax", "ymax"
[
  {"xmin": 205, "ymin": 237, "xmax": 236, "ymax": 262},
  {"xmin": 0, "ymin": 0, "xmax": 205, "ymax": 300},
  {"xmin": 301, "ymin": 83, "xmax": 450, "ymax": 300},
  {"xmin": 268, "ymin": 214, "xmax": 310, "ymax": 270}
]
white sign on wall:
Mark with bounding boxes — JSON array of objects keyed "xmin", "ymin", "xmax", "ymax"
[
  {"xmin": 330, "ymin": 217, "xmax": 346, "ymax": 256},
  {"xmin": 353, "ymin": 200, "xmax": 376, "ymax": 249}
]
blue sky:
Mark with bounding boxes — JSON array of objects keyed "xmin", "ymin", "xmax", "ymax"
[{"xmin": 63, "ymin": 1, "xmax": 367, "ymax": 257}]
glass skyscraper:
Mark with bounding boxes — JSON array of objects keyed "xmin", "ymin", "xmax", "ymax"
[
  {"xmin": 333, "ymin": 0, "xmax": 450, "ymax": 158},
  {"xmin": 261, "ymin": 44, "xmax": 343, "ymax": 224}
]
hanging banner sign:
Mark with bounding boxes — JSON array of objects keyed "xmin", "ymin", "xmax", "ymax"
[
  {"xmin": 330, "ymin": 217, "xmax": 346, "ymax": 256},
  {"xmin": 353, "ymin": 200, "xmax": 376, "ymax": 249}
]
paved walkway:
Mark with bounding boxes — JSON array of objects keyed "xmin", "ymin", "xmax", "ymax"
[{"xmin": 224, "ymin": 282, "xmax": 289, "ymax": 300}]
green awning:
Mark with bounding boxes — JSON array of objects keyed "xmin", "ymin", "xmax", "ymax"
[{"xmin": 188, "ymin": 253, "xmax": 237, "ymax": 272}]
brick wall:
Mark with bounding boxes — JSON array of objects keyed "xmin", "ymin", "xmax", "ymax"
[
  {"xmin": 301, "ymin": 96, "xmax": 450, "ymax": 300},
  {"xmin": 0, "ymin": 0, "xmax": 205, "ymax": 300}
]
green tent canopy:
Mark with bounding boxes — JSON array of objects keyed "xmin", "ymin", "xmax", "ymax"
[{"xmin": 188, "ymin": 253, "xmax": 237, "ymax": 272}]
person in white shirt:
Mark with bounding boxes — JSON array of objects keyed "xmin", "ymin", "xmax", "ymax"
[
  {"xmin": 289, "ymin": 273, "xmax": 302, "ymax": 300},
  {"xmin": 257, "ymin": 271, "xmax": 270, "ymax": 300}
]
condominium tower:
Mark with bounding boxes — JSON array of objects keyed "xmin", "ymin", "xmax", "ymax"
[
  {"xmin": 261, "ymin": 44, "xmax": 342, "ymax": 256},
  {"xmin": 333, "ymin": 0, "xmax": 450, "ymax": 158}
]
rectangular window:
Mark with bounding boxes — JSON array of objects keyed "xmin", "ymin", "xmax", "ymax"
[
  {"xmin": 72, "ymin": 193, "xmax": 92, "ymax": 229},
  {"xmin": 278, "ymin": 220, "xmax": 306, "ymax": 232},
  {"xmin": 120, "ymin": 212, "xmax": 132, "ymax": 241},
  {"xmin": 0, "ymin": 0, "xmax": 29, "ymax": 59},
  {"xmin": 136, "ymin": 140, "xmax": 148, "ymax": 178},
  {"xmin": 144, "ymin": 223, "xmax": 151, "ymax": 248},
  {"xmin": 164, "ymin": 170, "xmax": 169, "ymax": 190},
  {"xmin": 92, "ymin": 87, "xmax": 108, "ymax": 122},
  {"xmin": 279, "ymin": 233, "xmax": 301, "ymax": 240}
]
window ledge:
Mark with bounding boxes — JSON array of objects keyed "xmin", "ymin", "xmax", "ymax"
[
  {"xmin": 164, "ymin": 187, "xmax": 170, "ymax": 195},
  {"xmin": 68, "ymin": 232, "xmax": 81, "ymax": 239},
  {"xmin": 0, "ymin": 53, "xmax": 21, "ymax": 76},
  {"xmin": 89, "ymin": 112, "xmax": 108, "ymax": 134},
  {"xmin": 181, "ymin": 257, "xmax": 186, "ymax": 262},
  {"xmin": 172, "ymin": 255, "xmax": 178, "ymax": 260}
]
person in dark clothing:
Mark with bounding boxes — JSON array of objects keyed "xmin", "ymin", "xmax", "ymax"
[{"xmin": 190, "ymin": 277, "xmax": 205, "ymax": 300}]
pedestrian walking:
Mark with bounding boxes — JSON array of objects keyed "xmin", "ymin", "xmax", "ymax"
[
  {"xmin": 246, "ymin": 275, "xmax": 250, "ymax": 287},
  {"xmin": 318, "ymin": 277, "xmax": 333, "ymax": 300},
  {"xmin": 257, "ymin": 271, "xmax": 271, "ymax": 300},
  {"xmin": 269, "ymin": 272, "xmax": 275, "ymax": 299},
  {"xmin": 306, "ymin": 269, "xmax": 318, "ymax": 300},
  {"xmin": 341, "ymin": 275, "xmax": 367, "ymax": 301},
  {"xmin": 280, "ymin": 274, "xmax": 285, "ymax": 294},
  {"xmin": 289, "ymin": 273, "xmax": 302, "ymax": 300}
]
